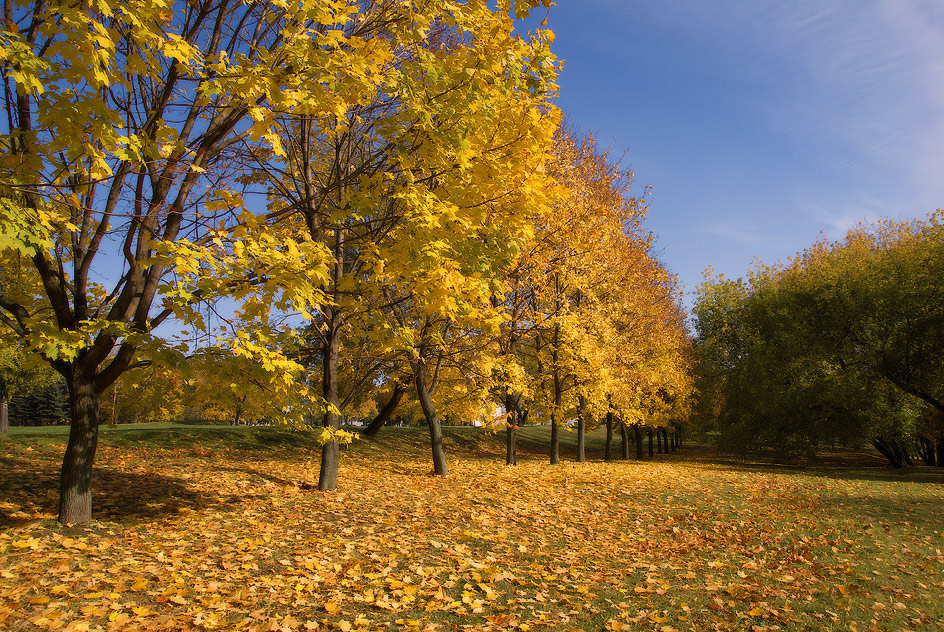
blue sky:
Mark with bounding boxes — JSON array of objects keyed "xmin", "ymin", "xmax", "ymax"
[{"xmin": 532, "ymin": 1, "xmax": 944, "ymax": 301}]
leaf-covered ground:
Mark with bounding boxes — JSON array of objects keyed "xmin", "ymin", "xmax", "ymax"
[{"xmin": 2, "ymin": 426, "xmax": 944, "ymax": 631}]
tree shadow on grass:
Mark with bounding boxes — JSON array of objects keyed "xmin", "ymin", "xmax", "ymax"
[
  {"xmin": 675, "ymin": 444, "xmax": 944, "ymax": 486},
  {"xmin": 0, "ymin": 456, "xmax": 222, "ymax": 528},
  {"xmin": 212, "ymin": 465, "xmax": 295, "ymax": 487},
  {"xmin": 814, "ymin": 491, "xmax": 944, "ymax": 533}
]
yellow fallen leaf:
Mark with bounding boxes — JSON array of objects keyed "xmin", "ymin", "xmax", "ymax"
[{"xmin": 109, "ymin": 612, "xmax": 131, "ymax": 625}]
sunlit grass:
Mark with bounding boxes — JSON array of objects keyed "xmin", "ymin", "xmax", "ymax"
[{"xmin": 1, "ymin": 426, "xmax": 943, "ymax": 631}]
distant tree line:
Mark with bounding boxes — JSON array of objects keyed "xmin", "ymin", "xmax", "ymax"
[
  {"xmin": 693, "ymin": 213, "xmax": 944, "ymax": 467},
  {"xmin": 7, "ymin": 380, "xmax": 70, "ymax": 426}
]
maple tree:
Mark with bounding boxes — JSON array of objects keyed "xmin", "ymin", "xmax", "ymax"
[
  {"xmin": 0, "ymin": 0, "xmax": 446, "ymax": 522},
  {"xmin": 0, "ymin": 0, "xmax": 564, "ymax": 519},
  {"xmin": 250, "ymin": 0, "xmax": 557, "ymax": 486},
  {"xmin": 503, "ymin": 129, "xmax": 693, "ymax": 465}
]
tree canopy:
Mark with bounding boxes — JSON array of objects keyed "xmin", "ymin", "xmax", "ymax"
[
  {"xmin": 693, "ymin": 212, "xmax": 944, "ymax": 466},
  {"xmin": 0, "ymin": 0, "xmax": 694, "ymax": 524}
]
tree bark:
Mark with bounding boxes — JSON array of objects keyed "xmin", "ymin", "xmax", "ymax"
[
  {"xmin": 550, "ymin": 416, "xmax": 560, "ymax": 464},
  {"xmin": 872, "ymin": 437, "xmax": 904, "ymax": 468},
  {"xmin": 634, "ymin": 424, "xmax": 643, "ymax": 460},
  {"xmin": 361, "ymin": 383, "xmax": 406, "ymax": 438},
  {"xmin": 648, "ymin": 428, "xmax": 654, "ymax": 458},
  {"xmin": 549, "ymin": 375, "xmax": 561, "ymax": 465},
  {"xmin": 917, "ymin": 436, "xmax": 936, "ymax": 466},
  {"xmin": 415, "ymin": 363, "xmax": 448, "ymax": 476},
  {"xmin": 58, "ymin": 376, "xmax": 101, "ymax": 524},
  {"xmin": 0, "ymin": 392, "xmax": 8, "ymax": 434},
  {"xmin": 656, "ymin": 428, "xmax": 663, "ymax": 454},
  {"xmin": 318, "ymin": 221, "xmax": 346, "ymax": 491},
  {"xmin": 505, "ymin": 425, "xmax": 517, "ymax": 465},
  {"xmin": 663, "ymin": 428, "xmax": 671, "ymax": 453},
  {"xmin": 317, "ymin": 311, "xmax": 342, "ymax": 491},
  {"xmin": 604, "ymin": 411, "xmax": 613, "ymax": 462},
  {"xmin": 620, "ymin": 424, "xmax": 629, "ymax": 460},
  {"xmin": 576, "ymin": 397, "xmax": 586, "ymax": 463},
  {"xmin": 549, "ymin": 323, "xmax": 561, "ymax": 465},
  {"xmin": 504, "ymin": 393, "xmax": 518, "ymax": 465},
  {"xmin": 893, "ymin": 440, "xmax": 913, "ymax": 466}
]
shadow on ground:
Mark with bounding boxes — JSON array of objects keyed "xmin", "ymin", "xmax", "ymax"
[
  {"xmin": 676, "ymin": 444, "xmax": 944, "ymax": 485},
  {"xmin": 0, "ymin": 456, "xmax": 221, "ymax": 527}
]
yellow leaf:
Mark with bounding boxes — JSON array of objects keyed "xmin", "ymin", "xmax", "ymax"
[{"xmin": 108, "ymin": 612, "xmax": 131, "ymax": 625}]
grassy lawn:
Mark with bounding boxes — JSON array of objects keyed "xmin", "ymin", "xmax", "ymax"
[{"xmin": 2, "ymin": 425, "xmax": 943, "ymax": 631}]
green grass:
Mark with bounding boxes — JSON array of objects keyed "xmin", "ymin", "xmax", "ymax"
[{"xmin": 2, "ymin": 424, "xmax": 944, "ymax": 631}]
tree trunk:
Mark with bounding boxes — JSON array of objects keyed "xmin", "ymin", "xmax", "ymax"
[
  {"xmin": 917, "ymin": 436, "xmax": 936, "ymax": 466},
  {"xmin": 634, "ymin": 424, "xmax": 643, "ymax": 460},
  {"xmin": 620, "ymin": 424, "xmax": 629, "ymax": 460},
  {"xmin": 937, "ymin": 437, "xmax": 944, "ymax": 468},
  {"xmin": 549, "ymin": 374, "xmax": 562, "ymax": 465},
  {"xmin": 504, "ymin": 393, "xmax": 517, "ymax": 465},
  {"xmin": 318, "ymin": 316, "xmax": 342, "ymax": 491},
  {"xmin": 648, "ymin": 428, "xmax": 654, "ymax": 458},
  {"xmin": 663, "ymin": 428, "xmax": 671, "ymax": 453},
  {"xmin": 58, "ymin": 376, "xmax": 101, "ymax": 524},
  {"xmin": 893, "ymin": 440, "xmax": 914, "ymax": 466},
  {"xmin": 872, "ymin": 437, "xmax": 904, "ymax": 468},
  {"xmin": 506, "ymin": 425, "xmax": 517, "ymax": 465},
  {"xmin": 0, "ymin": 392, "xmax": 8, "ymax": 434},
  {"xmin": 362, "ymin": 383, "xmax": 406, "ymax": 438},
  {"xmin": 604, "ymin": 411, "xmax": 613, "ymax": 462},
  {"xmin": 415, "ymin": 364, "xmax": 448, "ymax": 476},
  {"xmin": 549, "ymin": 324, "xmax": 561, "ymax": 465},
  {"xmin": 550, "ymin": 416, "xmax": 560, "ymax": 464},
  {"xmin": 656, "ymin": 428, "xmax": 663, "ymax": 454},
  {"xmin": 576, "ymin": 397, "xmax": 586, "ymax": 463}
]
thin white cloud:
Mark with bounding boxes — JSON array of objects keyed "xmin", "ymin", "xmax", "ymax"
[
  {"xmin": 734, "ymin": 1, "xmax": 944, "ymax": 189},
  {"xmin": 693, "ymin": 222, "xmax": 776, "ymax": 247},
  {"xmin": 808, "ymin": 207, "xmax": 885, "ymax": 241},
  {"xmin": 590, "ymin": 1, "xmax": 944, "ymax": 194}
]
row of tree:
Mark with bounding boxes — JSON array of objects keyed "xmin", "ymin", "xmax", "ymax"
[
  {"xmin": 693, "ymin": 213, "xmax": 944, "ymax": 466},
  {"xmin": 0, "ymin": 0, "xmax": 692, "ymax": 524}
]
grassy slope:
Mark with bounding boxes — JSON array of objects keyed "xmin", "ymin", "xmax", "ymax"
[{"xmin": 2, "ymin": 425, "xmax": 944, "ymax": 631}]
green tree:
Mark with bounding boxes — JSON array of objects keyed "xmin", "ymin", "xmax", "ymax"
[{"xmin": 693, "ymin": 212, "xmax": 944, "ymax": 465}]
